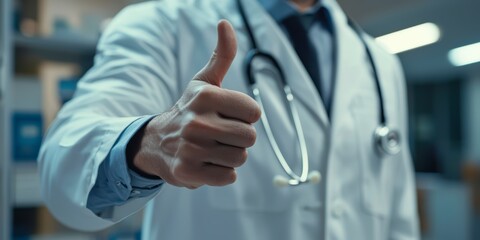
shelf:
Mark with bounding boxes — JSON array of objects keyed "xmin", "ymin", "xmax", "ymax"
[
  {"xmin": 28, "ymin": 233, "xmax": 95, "ymax": 240},
  {"xmin": 14, "ymin": 34, "xmax": 97, "ymax": 63},
  {"xmin": 14, "ymin": 162, "xmax": 42, "ymax": 207}
]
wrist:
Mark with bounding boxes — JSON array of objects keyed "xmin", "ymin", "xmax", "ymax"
[{"xmin": 126, "ymin": 118, "xmax": 162, "ymax": 180}]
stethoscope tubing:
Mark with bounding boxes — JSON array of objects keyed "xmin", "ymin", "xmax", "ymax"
[
  {"xmin": 236, "ymin": 0, "xmax": 401, "ymax": 186},
  {"xmin": 239, "ymin": 0, "xmax": 312, "ymax": 184},
  {"xmin": 252, "ymin": 83, "xmax": 309, "ymax": 182}
]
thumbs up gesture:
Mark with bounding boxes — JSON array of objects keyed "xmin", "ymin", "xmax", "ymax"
[
  {"xmin": 193, "ymin": 20, "xmax": 238, "ymax": 86},
  {"xmin": 128, "ymin": 20, "xmax": 261, "ymax": 189}
]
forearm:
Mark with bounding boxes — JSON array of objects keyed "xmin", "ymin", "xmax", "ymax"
[
  {"xmin": 38, "ymin": 112, "xmax": 141, "ymax": 230},
  {"xmin": 38, "ymin": 1, "xmax": 180, "ymax": 230},
  {"xmin": 87, "ymin": 115, "xmax": 163, "ymax": 215}
]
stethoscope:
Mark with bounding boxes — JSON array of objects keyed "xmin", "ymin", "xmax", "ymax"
[{"xmin": 236, "ymin": 0, "xmax": 401, "ymax": 187}]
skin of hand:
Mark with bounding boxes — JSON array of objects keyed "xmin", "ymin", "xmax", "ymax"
[
  {"xmin": 127, "ymin": 20, "xmax": 262, "ymax": 189},
  {"xmin": 290, "ymin": 0, "xmax": 316, "ymax": 12}
]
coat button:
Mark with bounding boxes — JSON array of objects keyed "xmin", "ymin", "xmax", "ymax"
[
  {"xmin": 131, "ymin": 190, "xmax": 141, "ymax": 195},
  {"xmin": 332, "ymin": 201, "xmax": 344, "ymax": 218}
]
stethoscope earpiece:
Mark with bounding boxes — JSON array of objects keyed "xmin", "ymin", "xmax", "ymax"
[
  {"xmin": 273, "ymin": 171, "xmax": 322, "ymax": 188},
  {"xmin": 308, "ymin": 170, "xmax": 322, "ymax": 184},
  {"xmin": 273, "ymin": 175, "xmax": 291, "ymax": 188}
]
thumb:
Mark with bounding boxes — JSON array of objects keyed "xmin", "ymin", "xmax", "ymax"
[{"xmin": 194, "ymin": 20, "xmax": 237, "ymax": 87}]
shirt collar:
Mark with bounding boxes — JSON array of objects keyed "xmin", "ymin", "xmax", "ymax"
[{"xmin": 261, "ymin": 0, "xmax": 324, "ymax": 23}]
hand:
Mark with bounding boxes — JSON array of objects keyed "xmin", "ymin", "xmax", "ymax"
[{"xmin": 128, "ymin": 20, "xmax": 261, "ymax": 189}]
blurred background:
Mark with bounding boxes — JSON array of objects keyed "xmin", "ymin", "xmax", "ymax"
[{"xmin": 0, "ymin": 0, "xmax": 479, "ymax": 239}]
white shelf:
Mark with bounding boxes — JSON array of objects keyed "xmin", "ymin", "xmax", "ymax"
[{"xmin": 14, "ymin": 162, "xmax": 43, "ymax": 207}]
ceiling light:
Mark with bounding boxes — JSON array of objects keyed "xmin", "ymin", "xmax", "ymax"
[
  {"xmin": 448, "ymin": 42, "xmax": 480, "ymax": 66},
  {"xmin": 375, "ymin": 22, "xmax": 441, "ymax": 54}
]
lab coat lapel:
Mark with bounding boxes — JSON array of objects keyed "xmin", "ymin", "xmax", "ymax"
[
  {"xmin": 324, "ymin": 0, "xmax": 364, "ymax": 129},
  {"xmin": 230, "ymin": 0, "xmax": 330, "ymax": 127}
]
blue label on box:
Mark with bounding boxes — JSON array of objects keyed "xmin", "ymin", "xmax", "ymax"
[{"xmin": 12, "ymin": 112, "xmax": 43, "ymax": 161}]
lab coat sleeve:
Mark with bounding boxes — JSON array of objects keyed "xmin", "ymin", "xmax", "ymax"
[
  {"xmin": 38, "ymin": 2, "xmax": 179, "ymax": 231},
  {"xmin": 388, "ymin": 57, "xmax": 421, "ymax": 240},
  {"xmin": 86, "ymin": 115, "xmax": 164, "ymax": 214}
]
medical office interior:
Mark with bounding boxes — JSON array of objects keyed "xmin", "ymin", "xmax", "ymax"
[{"xmin": 0, "ymin": 0, "xmax": 479, "ymax": 239}]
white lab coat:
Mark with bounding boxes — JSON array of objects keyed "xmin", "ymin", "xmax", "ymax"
[{"xmin": 38, "ymin": 0, "xmax": 420, "ymax": 239}]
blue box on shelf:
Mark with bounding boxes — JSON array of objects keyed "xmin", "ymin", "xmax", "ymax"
[
  {"xmin": 58, "ymin": 77, "xmax": 79, "ymax": 105},
  {"xmin": 12, "ymin": 112, "xmax": 43, "ymax": 161}
]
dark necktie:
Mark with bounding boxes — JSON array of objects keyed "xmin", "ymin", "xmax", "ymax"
[{"xmin": 281, "ymin": 7, "xmax": 332, "ymax": 109}]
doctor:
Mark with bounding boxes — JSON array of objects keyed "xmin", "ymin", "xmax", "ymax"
[{"xmin": 38, "ymin": 0, "xmax": 419, "ymax": 239}]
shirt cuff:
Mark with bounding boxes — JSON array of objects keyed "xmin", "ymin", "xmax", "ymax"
[
  {"xmin": 87, "ymin": 115, "xmax": 163, "ymax": 213},
  {"xmin": 108, "ymin": 115, "xmax": 164, "ymax": 197}
]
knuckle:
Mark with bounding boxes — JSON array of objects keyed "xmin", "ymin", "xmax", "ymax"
[
  {"xmin": 171, "ymin": 164, "xmax": 185, "ymax": 179},
  {"xmin": 185, "ymin": 184, "xmax": 201, "ymax": 190},
  {"xmin": 180, "ymin": 124, "xmax": 194, "ymax": 140},
  {"xmin": 178, "ymin": 147, "xmax": 198, "ymax": 165},
  {"xmin": 181, "ymin": 117, "xmax": 204, "ymax": 139},
  {"xmin": 243, "ymin": 126, "xmax": 257, "ymax": 147},
  {"xmin": 233, "ymin": 149, "xmax": 248, "ymax": 167},
  {"xmin": 224, "ymin": 170, "xmax": 237, "ymax": 185},
  {"xmin": 172, "ymin": 162, "xmax": 194, "ymax": 182},
  {"xmin": 215, "ymin": 170, "xmax": 237, "ymax": 186},
  {"xmin": 248, "ymin": 103, "xmax": 262, "ymax": 123},
  {"xmin": 240, "ymin": 149, "xmax": 248, "ymax": 164},
  {"xmin": 195, "ymin": 85, "xmax": 218, "ymax": 103}
]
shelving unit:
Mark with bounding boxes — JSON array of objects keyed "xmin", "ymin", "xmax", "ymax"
[
  {"xmin": 3, "ymin": 0, "xmax": 144, "ymax": 239},
  {"xmin": 1, "ymin": 0, "xmax": 13, "ymax": 239},
  {"xmin": 13, "ymin": 162, "xmax": 42, "ymax": 207},
  {"xmin": 9, "ymin": 35, "xmax": 98, "ymax": 213},
  {"xmin": 10, "ymin": 15, "xmax": 99, "ymax": 212},
  {"xmin": 14, "ymin": 34, "xmax": 96, "ymax": 62}
]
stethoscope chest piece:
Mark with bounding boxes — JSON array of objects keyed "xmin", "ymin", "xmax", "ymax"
[{"xmin": 374, "ymin": 125, "xmax": 401, "ymax": 156}]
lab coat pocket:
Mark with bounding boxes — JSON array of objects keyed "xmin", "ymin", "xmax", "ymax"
[{"xmin": 350, "ymin": 95, "xmax": 394, "ymax": 218}]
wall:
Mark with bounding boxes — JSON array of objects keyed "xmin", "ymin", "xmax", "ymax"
[
  {"xmin": 12, "ymin": 76, "xmax": 42, "ymax": 112},
  {"xmin": 462, "ymin": 72, "xmax": 480, "ymax": 162},
  {"xmin": 38, "ymin": 0, "xmax": 141, "ymax": 38}
]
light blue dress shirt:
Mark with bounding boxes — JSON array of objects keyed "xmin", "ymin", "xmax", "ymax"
[
  {"xmin": 87, "ymin": 0, "xmax": 334, "ymax": 214},
  {"xmin": 269, "ymin": 0, "xmax": 334, "ymax": 109},
  {"xmin": 87, "ymin": 115, "xmax": 163, "ymax": 213}
]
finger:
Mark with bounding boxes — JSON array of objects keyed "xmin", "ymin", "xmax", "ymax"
[
  {"xmin": 199, "ymin": 164, "xmax": 237, "ymax": 186},
  {"xmin": 193, "ymin": 20, "xmax": 237, "ymax": 87},
  {"xmin": 215, "ymin": 89, "xmax": 261, "ymax": 124},
  {"xmin": 212, "ymin": 118, "xmax": 256, "ymax": 148},
  {"xmin": 186, "ymin": 142, "xmax": 248, "ymax": 168},
  {"xmin": 173, "ymin": 152, "xmax": 237, "ymax": 187},
  {"xmin": 177, "ymin": 139, "xmax": 247, "ymax": 169},
  {"xmin": 189, "ymin": 86, "xmax": 261, "ymax": 124},
  {"xmin": 205, "ymin": 145, "xmax": 248, "ymax": 168},
  {"xmin": 182, "ymin": 116, "xmax": 257, "ymax": 148}
]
